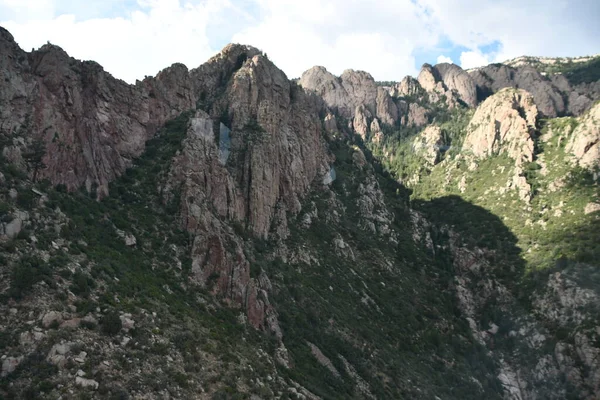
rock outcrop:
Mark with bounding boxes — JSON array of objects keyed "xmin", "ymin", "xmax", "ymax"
[
  {"xmin": 389, "ymin": 76, "xmax": 422, "ymax": 98},
  {"xmin": 0, "ymin": 27, "xmax": 198, "ymax": 197},
  {"xmin": 470, "ymin": 65, "xmax": 566, "ymax": 117},
  {"xmin": 413, "ymin": 125, "xmax": 444, "ymax": 165},
  {"xmin": 405, "ymin": 102, "xmax": 429, "ymax": 127},
  {"xmin": 566, "ymin": 102, "xmax": 600, "ymax": 169},
  {"xmin": 487, "ymin": 55, "xmax": 600, "ymax": 116},
  {"xmin": 434, "ymin": 63, "xmax": 478, "ymax": 107},
  {"xmin": 299, "ymin": 66, "xmax": 398, "ymax": 129},
  {"xmin": 338, "ymin": 69, "xmax": 378, "ymax": 116},
  {"xmin": 376, "ymin": 87, "xmax": 398, "ymax": 126},
  {"xmin": 353, "ymin": 105, "xmax": 372, "ymax": 139},
  {"xmin": 299, "ymin": 66, "xmax": 374, "ymax": 119},
  {"xmin": 463, "ymin": 88, "xmax": 538, "ymax": 164},
  {"xmin": 169, "ymin": 49, "xmax": 331, "ymax": 239},
  {"xmin": 164, "ymin": 48, "xmax": 331, "ymax": 330},
  {"xmin": 417, "ymin": 63, "xmax": 477, "ymax": 107}
]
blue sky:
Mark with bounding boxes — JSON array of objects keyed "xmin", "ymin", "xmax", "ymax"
[{"xmin": 1, "ymin": 0, "xmax": 598, "ymax": 83}]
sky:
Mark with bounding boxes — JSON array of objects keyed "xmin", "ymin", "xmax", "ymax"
[{"xmin": 1, "ymin": 0, "xmax": 598, "ymax": 83}]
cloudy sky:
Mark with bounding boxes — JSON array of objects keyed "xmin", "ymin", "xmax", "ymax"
[{"xmin": 1, "ymin": 0, "xmax": 598, "ymax": 83}]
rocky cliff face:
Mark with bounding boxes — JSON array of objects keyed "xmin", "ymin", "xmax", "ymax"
[
  {"xmin": 164, "ymin": 48, "xmax": 331, "ymax": 330},
  {"xmin": 566, "ymin": 102, "xmax": 600, "ymax": 169},
  {"xmin": 1, "ymin": 25, "xmax": 600, "ymax": 400},
  {"xmin": 463, "ymin": 88, "xmax": 538, "ymax": 164},
  {"xmin": 470, "ymin": 64, "xmax": 565, "ymax": 117},
  {"xmin": 0, "ymin": 27, "xmax": 198, "ymax": 197},
  {"xmin": 1, "ymin": 28, "xmax": 335, "ymax": 350},
  {"xmin": 299, "ymin": 66, "xmax": 399, "ymax": 131},
  {"xmin": 299, "ymin": 66, "xmax": 375, "ymax": 119},
  {"xmin": 469, "ymin": 62, "xmax": 600, "ymax": 117},
  {"xmin": 418, "ymin": 63, "xmax": 478, "ymax": 108}
]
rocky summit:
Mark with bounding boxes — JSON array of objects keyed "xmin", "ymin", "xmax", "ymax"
[{"xmin": 0, "ymin": 24, "xmax": 599, "ymax": 400}]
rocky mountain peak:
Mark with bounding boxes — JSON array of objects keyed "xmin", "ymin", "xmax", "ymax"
[
  {"xmin": 417, "ymin": 63, "xmax": 438, "ymax": 91},
  {"xmin": 417, "ymin": 62, "xmax": 477, "ymax": 107},
  {"xmin": 433, "ymin": 62, "xmax": 478, "ymax": 107},
  {"xmin": 467, "ymin": 62, "xmax": 600, "ymax": 117},
  {"xmin": 299, "ymin": 65, "xmax": 378, "ymax": 118},
  {"xmin": 389, "ymin": 75, "xmax": 422, "ymax": 97},
  {"xmin": 1, "ymin": 24, "xmax": 600, "ymax": 400},
  {"xmin": 463, "ymin": 88, "xmax": 538, "ymax": 164}
]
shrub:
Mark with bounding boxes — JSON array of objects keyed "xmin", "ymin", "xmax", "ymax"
[
  {"xmin": 16, "ymin": 189, "xmax": 36, "ymax": 210},
  {"xmin": 10, "ymin": 256, "xmax": 52, "ymax": 299},
  {"xmin": 70, "ymin": 270, "xmax": 94, "ymax": 297},
  {"xmin": 101, "ymin": 312, "xmax": 122, "ymax": 336}
]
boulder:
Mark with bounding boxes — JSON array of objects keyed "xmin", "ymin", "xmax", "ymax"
[
  {"xmin": 3, "ymin": 210, "xmax": 29, "ymax": 239},
  {"xmin": 75, "ymin": 377, "xmax": 99, "ymax": 390},
  {"xmin": 1, "ymin": 356, "xmax": 23, "ymax": 377},
  {"xmin": 124, "ymin": 234, "xmax": 137, "ymax": 246},
  {"xmin": 41, "ymin": 311, "xmax": 64, "ymax": 329},
  {"xmin": 120, "ymin": 314, "xmax": 135, "ymax": 332},
  {"xmin": 584, "ymin": 203, "xmax": 600, "ymax": 215},
  {"xmin": 47, "ymin": 342, "xmax": 74, "ymax": 368}
]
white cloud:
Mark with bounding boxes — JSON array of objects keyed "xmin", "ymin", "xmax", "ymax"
[
  {"xmin": 436, "ymin": 55, "xmax": 453, "ymax": 64},
  {"xmin": 1, "ymin": 0, "xmax": 598, "ymax": 83},
  {"xmin": 459, "ymin": 50, "xmax": 493, "ymax": 69},
  {"xmin": 418, "ymin": 0, "xmax": 600, "ymax": 63},
  {"xmin": 1, "ymin": 0, "xmax": 249, "ymax": 83},
  {"xmin": 232, "ymin": 20, "xmax": 419, "ymax": 80},
  {"xmin": 232, "ymin": 0, "xmax": 439, "ymax": 80}
]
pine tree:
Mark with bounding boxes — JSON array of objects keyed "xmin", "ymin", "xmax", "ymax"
[{"xmin": 23, "ymin": 139, "xmax": 46, "ymax": 181}]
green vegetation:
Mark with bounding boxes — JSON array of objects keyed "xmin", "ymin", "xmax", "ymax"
[
  {"xmin": 510, "ymin": 55, "xmax": 600, "ymax": 84},
  {"xmin": 22, "ymin": 139, "xmax": 46, "ymax": 181},
  {"xmin": 9, "ymin": 255, "xmax": 53, "ymax": 299},
  {"xmin": 251, "ymin": 139, "xmax": 504, "ymax": 399},
  {"xmin": 361, "ymin": 93, "xmax": 599, "ymax": 400},
  {"xmin": 0, "ymin": 111, "xmax": 279, "ymax": 397},
  {"xmin": 101, "ymin": 312, "xmax": 122, "ymax": 336},
  {"xmin": 370, "ymin": 105, "xmax": 599, "ymax": 274},
  {"xmin": 375, "ymin": 80, "xmax": 398, "ymax": 87},
  {"xmin": 563, "ymin": 57, "xmax": 600, "ymax": 84},
  {"xmin": 368, "ymin": 106, "xmax": 473, "ymax": 183}
]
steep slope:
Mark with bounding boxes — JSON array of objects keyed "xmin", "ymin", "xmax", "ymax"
[
  {"xmin": 0, "ymin": 27, "xmax": 512, "ymax": 399},
  {"xmin": 469, "ymin": 59, "xmax": 600, "ymax": 117},
  {"xmin": 0, "ymin": 27, "xmax": 197, "ymax": 197},
  {"xmin": 1, "ymin": 24, "xmax": 600, "ymax": 400},
  {"xmin": 417, "ymin": 63, "xmax": 478, "ymax": 108},
  {"xmin": 370, "ymin": 88, "xmax": 600, "ymax": 398}
]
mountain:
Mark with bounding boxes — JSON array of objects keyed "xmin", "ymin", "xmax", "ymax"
[{"xmin": 0, "ymin": 25, "xmax": 599, "ymax": 399}]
